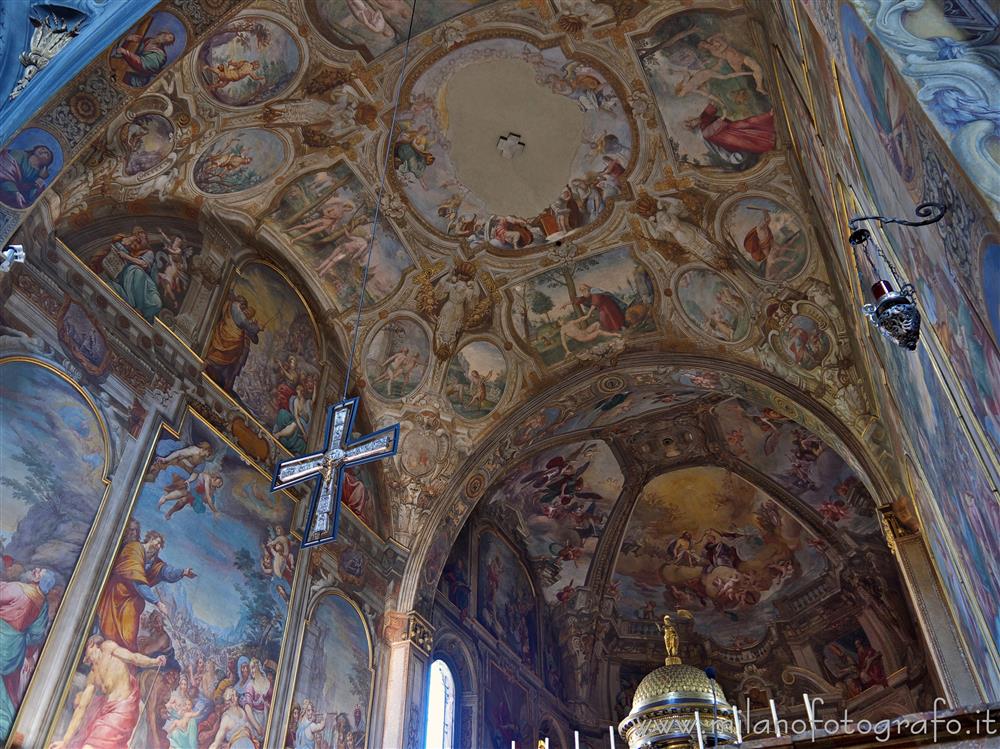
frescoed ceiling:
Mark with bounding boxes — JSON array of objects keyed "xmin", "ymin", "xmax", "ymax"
[
  {"xmin": 27, "ymin": 0, "xmax": 884, "ymax": 461},
  {"xmin": 5, "ymin": 0, "xmax": 935, "ymax": 722},
  {"xmin": 438, "ymin": 366, "xmax": 927, "ymax": 716}
]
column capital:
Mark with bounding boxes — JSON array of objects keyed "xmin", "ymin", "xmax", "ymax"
[{"xmin": 383, "ymin": 610, "xmax": 434, "ymax": 655}]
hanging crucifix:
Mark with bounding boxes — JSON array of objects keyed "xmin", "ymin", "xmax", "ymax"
[{"xmin": 272, "ymin": 397, "xmax": 398, "ymax": 547}]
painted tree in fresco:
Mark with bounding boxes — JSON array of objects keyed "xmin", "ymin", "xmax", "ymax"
[
  {"xmin": 531, "ymin": 290, "xmax": 554, "ymax": 323},
  {"xmin": 1, "ymin": 437, "xmax": 102, "ymax": 581},
  {"xmin": 233, "ymin": 545, "xmax": 286, "ymax": 652}
]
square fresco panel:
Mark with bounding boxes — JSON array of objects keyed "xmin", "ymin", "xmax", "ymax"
[
  {"xmin": 512, "ymin": 245, "xmax": 656, "ymax": 366},
  {"xmin": 633, "ymin": 11, "xmax": 776, "ymax": 171}
]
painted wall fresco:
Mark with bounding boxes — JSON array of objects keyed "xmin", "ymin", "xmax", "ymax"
[
  {"xmin": 0, "ymin": 127, "xmax": 63, "ymax": 210},
  {"xmin": 772, "ymin": 50, "xmax": 837, "ymax": 221},
  {"xmin": 611, "ymin": 466, "xmax": 829, "ymax": 647},
  {"xmin": 393, "ymin": 37, "xmax": 632, "ymax": 251},
  {"xmin": 484, "ymin": 661, "xmax": 530, "ymax": 749},
  {"xmin": 984, "ymin": 237, "xmax": 1000, "ymax": 343},
  {"xmin": 509, "ymin": 386, "xmax": 703, "ymax": 447},
  {"xmin": 110, "ymin": 11, "xmax": 188, "ymax": 89},
  {"xmin": 197, "ymin": 16, "xmax": 301, "ymax": 108},
  {"xmin": 193, "ymin": 128, "xmax": 287, "ymax": 195},
  {"xmin": 714, "ymin": 398, "xmax": 881, "ymax": 538},
  {"xmin": 438, "ymin": 522, "xmax": 472, "ymax": 622},
  {"xmin": 306, "ymin": 0, "xmax": 494, "ymax": 61},
  {"xmin": 634, "ymin": 11, "xmax": 776, "ymax": 171},
  {"xmin": 719, "ymin": 196, "xmax": 809, "ymax": 282},
  {"xmin": 285, "ymin": 594, "xmax": 371, "ymax": 749},
  {"xmin": 876, "ymin": 337, "xmax": 1000, "ymax": 693},
  {"xmin": 50, "ymin": 414, "xmax": 297, "ymax": 749},
  {"xmin": 484, "ymin": 440, "xmax": 623, "ymax": 604},
  {"xmin": 0, "ymin": 360, "xmax": 108, "ymax": 743},
  {"xmin": 862, "ymin": 0, "xmax": 1000, "ymax": 209},
  {"xmin": 476, "ymin": 530, "xmax": 538, "ymax": 668},
  {"xmin": 71, "ymin": 218, "xmax": 203, "ymax": 324},
  {"xmin": 819, "ymin": 621, "xmax": 890, "ymax": 699},
  {"xmin": 837, "ymin": 8, "xmax": 1000, "ymax": 458},
  {"xmin": 512, "ymin": 245, "xmax": 656, "ymax": 366},
  {"xmin": 445, "ymin": 340, "xmax": 507, "ymax": 419},
  {"xmin": 674, "ymin": 267, "xmax": 750, "ymax": 343},
  {"xmin": 363, "ymin": 316, "xmax": 430, "ymax": 401},
  {"xmin": 841, "ymin": 5, "xmax": 920, "ymax": 192},
  {"xmin": 266, "ymin": 164, "xmax": 413, "ymax": 312},
  {"xmin": 204, "ymin": 262, "xmax": 320, "ymax": 452}
]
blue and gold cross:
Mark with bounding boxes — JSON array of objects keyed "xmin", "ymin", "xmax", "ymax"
[{"xmin": 272, "ymin": 397, "xmax": 398, "ymax": 547}]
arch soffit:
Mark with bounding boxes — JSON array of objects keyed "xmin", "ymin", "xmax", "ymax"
[{"xmin": 398, "ymin": 352, "xmax": 892, "ymax": 613}]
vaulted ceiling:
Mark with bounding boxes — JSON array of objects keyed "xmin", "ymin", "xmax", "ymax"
[{"xmin": 21, "ymin": 0, "xmax": 923, "ymax": 720}]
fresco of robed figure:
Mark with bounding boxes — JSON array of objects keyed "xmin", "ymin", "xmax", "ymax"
[
  {"xmin": 50, "ymin": 414, "xmax": 297, "ymax": 749},
  {"xmin": 203, "ymin": 262, "xmax": 320, "ymax": 453}
]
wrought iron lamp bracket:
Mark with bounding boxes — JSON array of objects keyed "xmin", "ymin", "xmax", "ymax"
[{"xmin": 848, "ymin": 201, "xmax": 947, "ymax": 244}]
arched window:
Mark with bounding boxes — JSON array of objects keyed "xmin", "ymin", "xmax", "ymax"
[{"xmin": 424, "ymin": 658, "xmax": 456, "ymax": 749}]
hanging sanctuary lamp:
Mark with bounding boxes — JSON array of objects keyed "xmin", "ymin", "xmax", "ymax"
[{"xmin": 847, "ymin": 202, "xmax": 947, "ymax": 351}]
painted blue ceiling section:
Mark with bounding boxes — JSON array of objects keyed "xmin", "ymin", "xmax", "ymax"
[{"xmin": 0, "ymin": 0, "xmax": 159, "ymax": 148}]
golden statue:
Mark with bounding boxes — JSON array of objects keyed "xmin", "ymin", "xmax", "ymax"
[{"xmin": 662, "ymin": 614, "xmax": 680, "ymax": 665}]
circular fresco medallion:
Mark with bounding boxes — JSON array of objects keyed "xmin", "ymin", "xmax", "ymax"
[
  {"xmin": 119, "ymin": 114, "xmax": 175, "ymax": 176},
  {"xmin": 720, "ymin": 196, "xmax": 809, "ymax": 282},
  {"xmin": 109, "ymin": 11, "xmax": 187, "ymax": 89},
  {"xmin": 197, "ymin": 16, "xmax": 301, "ymax": 107},
  {"xmin": 363, "ymin": 317, "xmax": 430, "ymax": 400},
  {"xmin": 445, "ymin": 341, "xmax": 507, "ymax": 420},
  {"xmin": 675, "ymin": 268, "xmax": 751, "ymax": 343},
  {"xmin": 193, "ymin": 128, "xmax": 286, "ymax": 194},
  {"xmin": 392, "ymin": 36, "xmax": 634, "ymax": 252},
  {"xmin": 775, "ymin": 313, "xmax": 831, "ymax": 370}
]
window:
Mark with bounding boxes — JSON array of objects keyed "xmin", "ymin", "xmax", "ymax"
[{"xmin": 424, "ymin": 658, "xmax": 456, "ymax": 749}]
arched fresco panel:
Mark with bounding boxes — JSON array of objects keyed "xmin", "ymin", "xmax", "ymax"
[
  {"xmin": 204, "ymin": 261, "xmax": 320, "ymax": 451},
  {"xmin": 64, "ymin": 216, "xmax": 202, "ymax": 325},
  {"xmin": 0, "ymin": 359, "xmax": 108, "ymax": 744},
  {"xmin": 481, "ymin": 440, "xmax": 623, "ymax": 605},
  {"xmin": 714, "ymin": 399, "xmax": 880, "ymax": 537},
  {"xmin": 611, "ymin": 466, "xmax": 830, "ymax": 647},
  {"xmin": 49, "ymin": 413, "xmax": 298, "ymax": 749},
  {"xmin": 476, "ymin": 529, "xmax": 538, "ymax": 669},
  {"xmin": 284, "ymin": 593, "xmax": 372, "ymax": 749}
]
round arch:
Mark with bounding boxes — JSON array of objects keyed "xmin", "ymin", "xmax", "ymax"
[{"xmin": 397, "ymin": 352, "xmax": 895, "ymax": 614}]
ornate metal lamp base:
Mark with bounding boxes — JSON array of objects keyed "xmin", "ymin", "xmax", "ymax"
[{"xmin": 862, "ymin": 280, "xmax": 921, "ymax": 351}]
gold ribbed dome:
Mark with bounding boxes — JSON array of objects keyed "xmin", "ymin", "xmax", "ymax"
[
  {"xmin": 631, "ymin": 663, "xmax": 724, "ymax": 710},
  {"xmin": 618, "ymin": 613, "xmax": 736, "ymax": 749}
]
